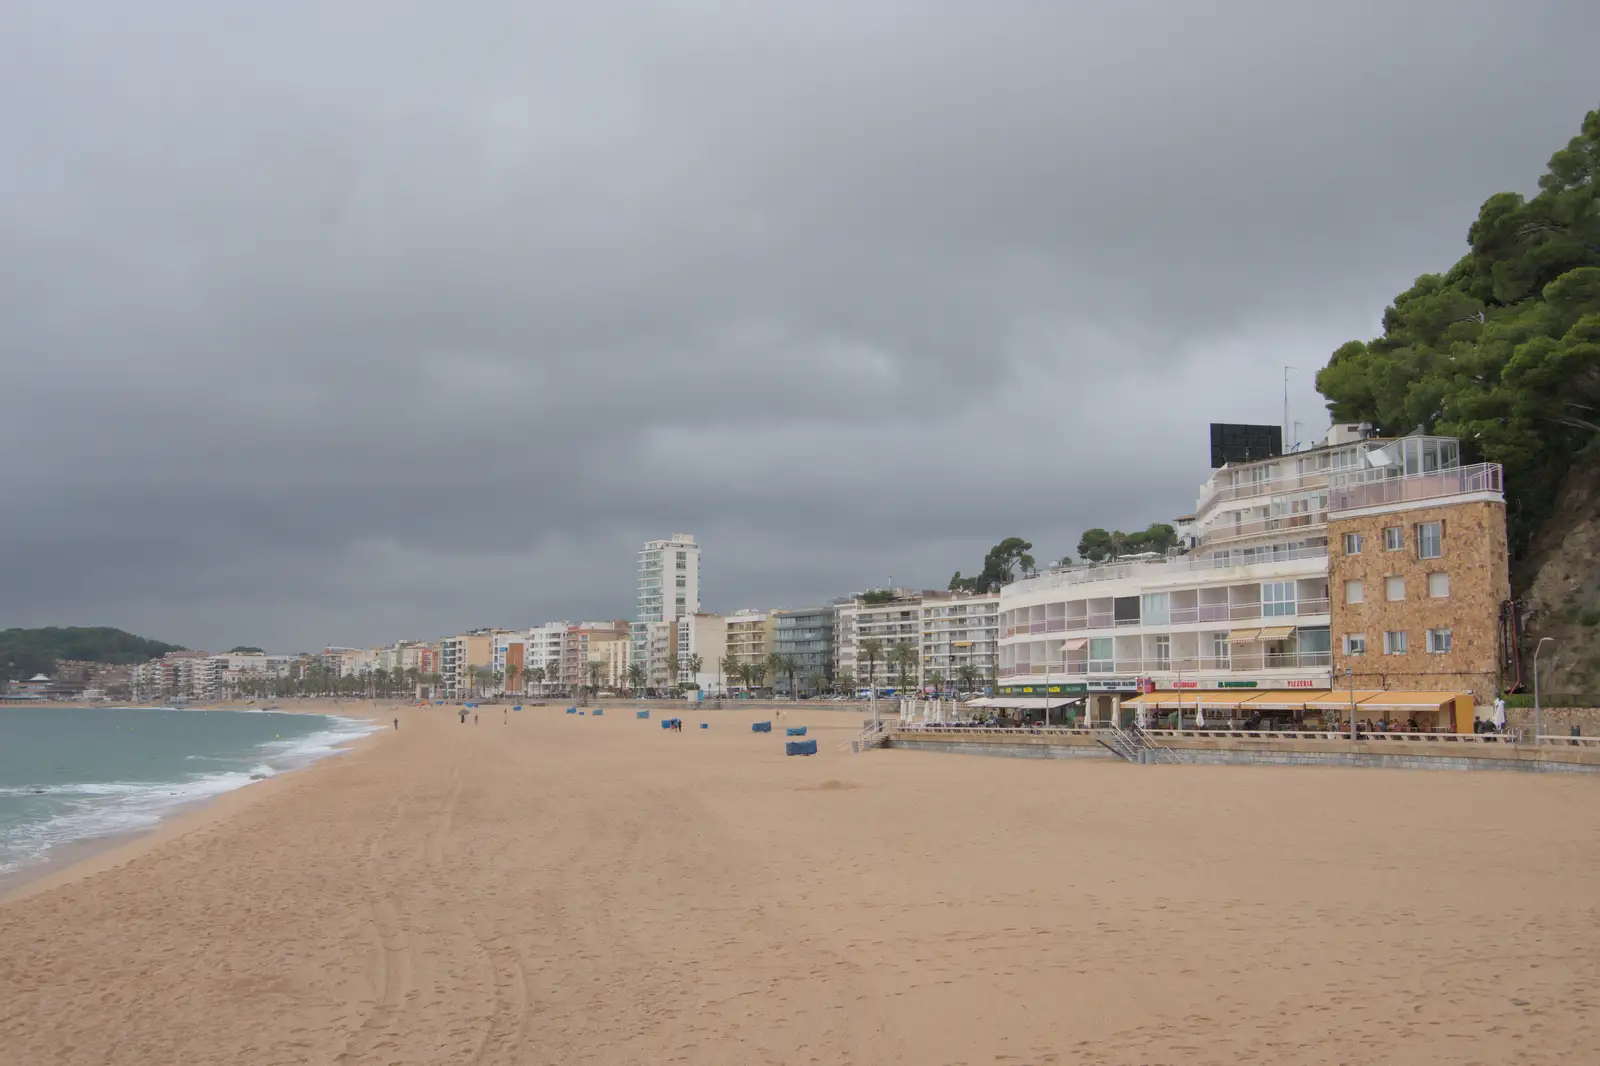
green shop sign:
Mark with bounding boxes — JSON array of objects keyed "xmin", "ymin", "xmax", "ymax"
[
  {"xmin": 998, "ymin": 682, "xmax": 1088, "ymax": 697},
  {"xmin": 1218, "ymin": 681, "xmax": 1260, "ymax": 688}
]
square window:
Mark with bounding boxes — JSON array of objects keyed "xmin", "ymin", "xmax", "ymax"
[
  {"xmin": 1384, "ymin": 526, "xmax": 1404, "ymax": 551},
  {"xmin": 1428, "ymin": 572, "xmax": 1449, "ymax": 598},
  {"xmin": 1385, "ymin": 576, "xmax": 1406, "ymax": 601},
  {"xmin": 1418, "ymin": 522, "xmax": 1442, "ymax": 560},
  {"xmin": 1427, "ymin": 628, "xmax": 1453, "ymax": 654},
  {"xmin": 1344, "ymin": 579, "xmax": 1364, "ymax": 604},
  {"xmin": 1343, "ymin": 634, "xmax": 1366, "ymax": 656},
  {"xmin": 1383, "ymin": 631, "xmax": 1408, "ymax": 655},
  {"xmin": 1342, "ymin": 532, "xmax": 1363, "ymax": 555}
]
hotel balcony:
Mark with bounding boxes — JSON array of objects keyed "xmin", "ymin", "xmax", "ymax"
[
  {"xmin": 1328, "ymin": 462, "xmax": 1502, "ymax": 511},
  {"xmin": 1194, "ymin": 469, "xmax": 1332, "ymax": 521},
  {"xmin": 1000, "ymin": 650, "xmax": 1333, "ymax": 682}
]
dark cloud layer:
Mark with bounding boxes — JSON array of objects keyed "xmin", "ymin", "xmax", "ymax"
[{"xmin": 2, "ymin": 2, "xmax": 1596, "ymax": 650}]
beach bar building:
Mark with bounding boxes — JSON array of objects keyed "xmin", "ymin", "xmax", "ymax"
[{"xmin": 996, "ymin": 425, "xmax": 1509, "ymax": 728}]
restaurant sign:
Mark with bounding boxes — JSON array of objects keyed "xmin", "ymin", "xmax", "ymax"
[{"xmin": 998, "ymin": 682, "xmax": 1088, "ymax": 697}]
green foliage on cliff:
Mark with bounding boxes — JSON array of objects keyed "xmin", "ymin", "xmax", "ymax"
[
  {"xmin": 0, "ymin": 627, "xmax": 185, "ymax": 682},
  {"xmin": 1317, "ymin": 107, "xmax": 1600, "ymax": 559}
]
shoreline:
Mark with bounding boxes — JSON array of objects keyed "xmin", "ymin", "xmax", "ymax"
[{"xmin": 0, "ymin": 701, "xmax": 391, "ymax": 905}]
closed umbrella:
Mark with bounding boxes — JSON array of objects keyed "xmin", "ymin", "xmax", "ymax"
[
  {"xmin": 1195, "ymin": 700, "xmax": 1206, "ymax": 729},
  {"xmin": 1492, "ymin": 697, "xmax": 1507, "ymax": 732}
]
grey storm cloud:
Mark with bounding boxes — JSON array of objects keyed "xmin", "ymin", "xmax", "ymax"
[{"xmin": 1, "ymin": 1, "xmax": 1596, "ymax": 650}]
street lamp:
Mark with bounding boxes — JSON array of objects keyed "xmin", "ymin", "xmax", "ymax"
[
  {"xmin": 1347, "ymin": 666, "xmax": 1356, "ymax": 742},
  {"xmin": 1533, "ymin": 637, "xmax": 1554, "ymax": 745},
  {"xmin": 1042, "ymin": 639, "xmax": 1065, "ymax": 728}
]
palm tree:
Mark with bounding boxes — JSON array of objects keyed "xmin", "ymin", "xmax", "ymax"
[
  {"xmin": 889, "ymin": 643, "xmax": 916, "ymax": 693},
  {"xmin": 928, "ymin": 669, "xmax": 945, "ymax": 697},
  {"xmin": 685, "ymin": 654, "xmax": 703, "ymax": 690},
  {"xmin": 835, "ymin": 669, "xmax": 856, "ymax": 697},
  {"xmin": 859, "ymin": 637, "xmax": 884, "ymax": 697},
  {"xmin": 664, "ymin": 651, "xmax": 681, "ymax": 696},
  {"xmin": 491, "ymin": 667, "xmax": 505, "ymax": 696},
  {"xmin": 626, "ymin": 662, "xmax": 646, "ymax": 697},
  {"xmin": 528, "ymin": 665, "xmax": 546, "ymax": 695},
  {"xmin": 764, "ymin": 652, "xmax": 785, "ymax": 697},
  {"xmin": 777, "ymin": 654, "xmax": 799, "ymax": 698},
  {"xmin": 749, "ymin": 662, "xmax": 766, "ymax": 693},
  {"xmin": 806, "ymin": 670, "xmax": 827, "ymax": 697},
  {"xmin": 956, "ymin": 663, "xmax": 980, "ymax": 697},
  {"xmin": 586, "ymin": 660, "xmax": 604, "ymax": 699},
  {"xmin": 717, "ymin": 655, "xmax": 729, "ymax": 696}
]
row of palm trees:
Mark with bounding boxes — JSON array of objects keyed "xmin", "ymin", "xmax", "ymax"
[{"xmin": 221, "ymin": 642, "xmax": 995, "ymax": 703}]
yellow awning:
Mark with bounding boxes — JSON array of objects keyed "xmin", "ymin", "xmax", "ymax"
[
  {"xmin": 1257, "ymin": 625, "xmax": 1297, "ymax": 640},
  {"xmin": 1229, "ymin": 628, "xmax": 1262, "ymax": 642},
  {"xmin": 1241, "ymin": 689, "xmax": 1324, "ymax": 710},
  {"xmin": 1305, "ymin": 690, "xmax": 1387, "ymax": 708},
  {"xmin": 1356, "ymin": 691, "xmax": 1461, "ymax": 712}
]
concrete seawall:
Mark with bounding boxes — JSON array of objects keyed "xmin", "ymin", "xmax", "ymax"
[{"xmin": 885, "ymin": 731, "xmax": 1600, "ymax": 774}]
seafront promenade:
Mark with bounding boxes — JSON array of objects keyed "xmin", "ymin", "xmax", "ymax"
[{"xmin": 2, "ymin": 701, "xmax": 1597, "ymax": 1064}]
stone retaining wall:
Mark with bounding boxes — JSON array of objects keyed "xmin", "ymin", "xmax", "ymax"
[
  {"xmin": 884, "ymin": 730, "xmax": 1600, "ymax": 774},
  {"xmin": 1503, "ymin": 706, "xmax": 1600, "ymax": 738}
]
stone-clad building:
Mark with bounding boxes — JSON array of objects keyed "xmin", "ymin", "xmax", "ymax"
[{"xmin": 1329, "ymin": 458, "xmax": 1509, "ymax": 700}]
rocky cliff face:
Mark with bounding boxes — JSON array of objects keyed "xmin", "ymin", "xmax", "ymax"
[{"xmin": 1517, "ymin": 453, "xmax": 1600, "ymax": 697}]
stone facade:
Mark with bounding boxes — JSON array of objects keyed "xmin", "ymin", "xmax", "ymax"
[{"xmin": 1329, "ymin": 498, "xmax": 1509, "ymax": 700}]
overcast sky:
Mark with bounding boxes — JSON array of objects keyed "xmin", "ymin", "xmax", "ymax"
[{"xmin": 1, "ymin": 3, "xmax": 1595, "ymax": 652}]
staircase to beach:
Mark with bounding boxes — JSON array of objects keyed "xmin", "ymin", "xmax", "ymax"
[{"xmin": 1096, "ymin": 725, "xmax": 1182, "ymax": 764}]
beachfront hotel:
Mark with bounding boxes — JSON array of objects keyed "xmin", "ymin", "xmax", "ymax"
[{"xmin": 997, "ymin": 425, "xmax": 1510, "ymax": 726}]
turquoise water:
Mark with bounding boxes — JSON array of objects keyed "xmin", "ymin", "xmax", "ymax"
[{"xmin": 0, "ymin": 706, "xmax": 374, "ymax": 876}]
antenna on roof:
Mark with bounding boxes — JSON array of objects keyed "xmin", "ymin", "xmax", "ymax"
[{"xmin": 1283, "ymin": 365, "xmax": 1298, "ymax": 445}]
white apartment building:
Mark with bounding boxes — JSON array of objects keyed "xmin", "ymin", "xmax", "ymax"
[
  {"xmin": 919, "ymin": 590, "xmax": 999, "ymax": 693},
  {"xmin": 677, "ymin": 613, "xmax": 727, "ymax": 693},
  {"xmin": 525, "ymin": 622, "xmax": 569, "ymax": 694},
  {"xmin": 632, "ymin": 533, "xmax": 701, "ymax": 684},
  {"xmin": 996, "ymin": 425, "xmax": 1501, "ymax": 723},
  {"xmin": 833, "ymin": 590, "xmax": 922, "ymax": 694}
]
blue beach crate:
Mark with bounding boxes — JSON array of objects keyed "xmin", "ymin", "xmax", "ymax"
[
  {"xmin": 637, "ymin": 710, "xmax": 650, "ymax": 719},
  {"xmin": 700, "ymin": 722, "xmax": 708, "ymax": 729},
  {"xmin": 752, "ymin": 721, "xmax": 772, "ymax": 733},
  {"xmin": 785, "ymin": 726, "xmax": 807, "ymax": 737},
  {"xmin": 785, "ymin": 739, "xmax": 818, "ymax": 756},
  {"xmin": 593, "ymin": 708, "xmax": 604, "ymax": 716},
  {"xmin": 566, "ymin": 707, "xmax": 578, "ymax": 715}
]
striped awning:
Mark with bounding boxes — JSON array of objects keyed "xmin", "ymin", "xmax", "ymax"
[
  {"xmin": 1229, "ymin": 628, "xmax": 1262, "ymax": 642},
  {"xmin": 1257, "ymin": 625, "xmax": 1297, "ymax": 641}
]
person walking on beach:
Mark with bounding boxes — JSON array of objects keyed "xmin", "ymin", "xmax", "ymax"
[
  {"xmin": 474, "ymin": 713, "xmax": 479, "ymax": 724},
  {"xmin": 393, "ymin": 717, "xmax": 399, "ymax": 730}
]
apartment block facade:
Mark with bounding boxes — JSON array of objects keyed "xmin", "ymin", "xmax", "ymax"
[
  {"xmin": 773, "ymin": 607, "xmax": 834, "ymax": 694},
  {"xmin": 676, "ymin": 612, "xmax": 727, "ymax": 693},
  {"xmin": 996, "ymin": 426, "xmax": 1508, "ymax": 722},
  {"xmin": 919, "ymin": 590, "xmax": 999, "ymax": 693},
  {"xmin": 633, "ymin": 533, "xmax": 701, "ymax": 688}
]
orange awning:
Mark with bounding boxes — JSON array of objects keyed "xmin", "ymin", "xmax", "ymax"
[
  {"xmin": 1354, "ymin": 691, "xmax": 1460, "ymax": 712},
  {"xmin": 1229, "ymin": 628, "xmax": 1262, "ymax": 642},
  {"xmin": 1241, "ymin": 689, "xmax": 1326, "ymax": 710}
]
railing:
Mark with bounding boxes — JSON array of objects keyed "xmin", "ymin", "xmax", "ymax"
[
  {"xmin": 1009, "ymin": 596, "xmax": 1325, "ymax": 638},
  {"xmin": 1329, "ymin": 463, "xmax": 1502, "ymax": 512},
  {"xmin": 1197, "ymin": 511, "xmax": 1329, "ymax": 548},
  {"xmin": 1170, "ymin": 604, "xmax": 1233, "ymax": 624},
  {"xmin": 1195, "ymin": 469, "xmax": 1332, "ymax": 521},
  {"xmin": 1002, "ymin": 545, "xmax": 1330, "ymax": 595},
  {"xmin": 1141, "ymin": 728, "xmax": 1530, "ymax": 745},
  {"xmin": 998, "ymin": 651, "xmax": 1331, "ymax": 679}
]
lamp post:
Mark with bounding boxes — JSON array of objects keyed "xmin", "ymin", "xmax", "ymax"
[
  {"xmin": 1347, "ymin": 666, "xmax": 1356, "ymax": 742},
  {"xmin": 1533, "ymin": 637, "xmax": 1554, "ymax": 745}
]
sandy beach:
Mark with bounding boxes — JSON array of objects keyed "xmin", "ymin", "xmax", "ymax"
[{"xmin": 2, "ymin": 702, "xmax": 1597, "ymax": 1064}]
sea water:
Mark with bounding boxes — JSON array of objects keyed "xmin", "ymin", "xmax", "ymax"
[{"xmin": 0, "ymin": 706, "xmax": 375, "ymax": 877}]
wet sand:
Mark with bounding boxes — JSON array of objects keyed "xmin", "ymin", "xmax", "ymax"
[{"xmin": 1, "ymin": 703, "xmax": 1596, "ymax": 1064}]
